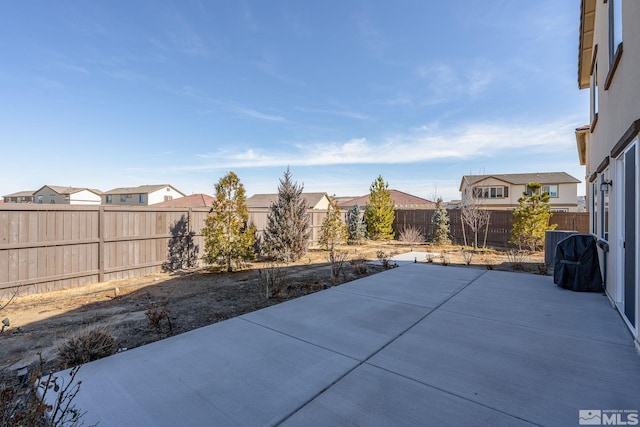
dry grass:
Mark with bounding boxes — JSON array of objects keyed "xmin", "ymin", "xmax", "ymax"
[{"xmin": 58, "ymin": 327, "xmax": 117, "ymax": 369}]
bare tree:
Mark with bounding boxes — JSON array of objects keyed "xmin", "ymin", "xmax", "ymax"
[{"xmin": 460, "ymin": 187, "xmax": 491, "ymax": 249}]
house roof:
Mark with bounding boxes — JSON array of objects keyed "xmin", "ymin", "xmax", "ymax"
[
  {"xmin": 246, "ymin": 192, "xmax": 328, "ymax": 209},
  {"xmin": 337, "ymin": 189, "xmax": 435, "ymax": 209},
  {"xmin": 460, "ymin": 172, "xmax": 581, "ymax": 191},
  {"xmin": 3, "ymin": 190, "xmax": 35, "ymax": 198},
  {"xmin": 104, "ymin": 184, "xmax": 184, "ymax": 196},
  {"xmin": 35, "ymin": 185, "xmax": 103, "ymax": 196},
  {"xmin": 152, "ymin": 194, "xmax": 215, "ymax": 208},
  {"xmin": 578, "ymin": 0, "xmax": 596, "ymax": 89}
]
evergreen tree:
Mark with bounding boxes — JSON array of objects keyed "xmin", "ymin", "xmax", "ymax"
[
  {"xmin": 510, "ymin": 182, "xmax": 557, "ymax": 251},
  {"xmin": 364, "ymin": 175, "xmax": 395, "ymax": 240},
  {"xmin": 202, "ymin": 172, "xmax": 256, "ymax": 272},
  {"xmin": 319, "ymin": 200, "xmax": 348, "ymax": 251},
  {"xmin": 347, "ymin": 203, "xmax": 367, "ymax": 244},
  {"xmin": 431, "ymin": 197, "xmax": 451, "ymax": 245},
  {"xmin": 262, "ymin": 168, "xmax": 310, "ymax": 262}
]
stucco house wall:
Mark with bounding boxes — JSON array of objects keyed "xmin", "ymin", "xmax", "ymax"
[
  {"xmin": 104, "ymin": 185, "xmax": 185, "ymax": 206},
  {"xmin": 578, "ymin": 0, "xmax": 640, "ymax": 346},
  {"xmin": 33, "ymin": 186, "xmax": 102, "ymax": 205},
  {"xmin": 459, "ymin": 173, "xmax": 581, "ymax": 212}
]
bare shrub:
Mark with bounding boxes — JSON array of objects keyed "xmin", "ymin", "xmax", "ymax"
[
  {"xmin": 329, "ymin": 250, "xmax": 349, "ymax": 283},
  {"xmin": 440, "ymin": 254, "xmax": 450, "ymax": 266},
  {"xmin": 350, "ymin": 257, "xmax": 368, "ymax": 275},
  {"xmin": 376, "ymin": 250, "xmax": 397, "ymax": 269},
  {"xmin": 1, "ymin": 354, "xmax": 88, "ymax": 427},
  {"xmin": 0, "ymin": 288, "xmax": 19, "ymax": 335},
  {"xmin": 58, "ymin": 327, "xmax": 117, "ymax": 368},
  {"xmin": 258, "ymin": 262, "xmax": 289, "ymax": 299},
  {"xmin": 461, "ymin": 249, "xmax": 474, "ymax": 266},
  {"xmin": 398, "ymin": 225, "xmax": 424, "ymax": 243},
  {"xmin": 506, "ymin": 249, "xmax": 530, "ymax": 270},
  {"xmin": 146, "ymin": 292, "xmax": 173, "ymax": 333}
]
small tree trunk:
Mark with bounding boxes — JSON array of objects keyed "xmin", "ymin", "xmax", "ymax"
[
  {"xmin": 461, "ymin": 220, "xmax": 468, "ymax": 247},
  {"xmin": 483, "ymin": 219, "xmax": 490, "ymax": 249}
]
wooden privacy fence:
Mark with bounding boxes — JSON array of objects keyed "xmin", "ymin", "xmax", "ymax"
[
  {"xmin": 0, "ymin": 205, "xmax": 327, "ymax": 296},
  {"xmin": 1, "ymin": 204, "xmax": 587, "ymax": 296},
  {"xmin": 393, "ymin": 210, "xmax": 589, "ymax": 248}
]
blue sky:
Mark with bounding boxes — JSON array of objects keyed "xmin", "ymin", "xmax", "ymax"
[{"xmin": 0, "ymin": 1, "xmax": 588, "ymax": 201}]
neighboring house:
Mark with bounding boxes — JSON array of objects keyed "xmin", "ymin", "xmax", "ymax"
[
  {"xmin": 337, "ymin": 189, "xmax": 436, "ymax": 211},
  {"xmin": 577, "ymin": 0, "xmax": 639, "ymax": 345},
  {"xmin": 246, "ymin": 192, "xmax": 331, "ymax": 210},
  {"xmin": 32, "ymin": 185, "xmax": 102, "ymax": 205},
  {"xmin": 3, "ymin": 190, "xmax": 35, "ymax": 203},
  {"xmin": 104, "ymin": 184, "xmax": 185, "ymax": 206},
  {"xmin": 152, "ymin": 193, "xmax": 215, "ymax": 208},
  {"xmin": 459, "ymin": 172, "xmax": 581, "ymax": 212}
]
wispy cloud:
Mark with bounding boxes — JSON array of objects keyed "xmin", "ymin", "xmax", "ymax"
[
  {"xmin": 148, "ymin": 13, "xmax": 209, "ymax": 57},
  {"xmin": 241, "ymin": 2, "xmax": 260, "ymax": 32},
  {"xmin": 415, "ymin": 62, "xmax": 494, "ymax": 105},
  {"xmin": 355, "ymin": 7, "xmax": 391, "ymax": 61},
  {"xmin": 54, "ymin": 62, "xmax": 89, "ymax": 74},
  {"xmin": 186, "ymin": 118, "xmax": 578, "ymax": 170},
  {"xmin": 296, "ymin": 106, "xmax": 370, "ymax": 121},
  {"xmin": 231, "ymin": 104, "xmax": 286, "ymax": 122},
  {"xmin": 108, "ymin": 69, "xmax": 149, "ymax": 81}
]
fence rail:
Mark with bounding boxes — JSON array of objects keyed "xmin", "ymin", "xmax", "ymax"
[{"xmin": 1, "ymin": 205, "xmax": 588, "ymax": 296}]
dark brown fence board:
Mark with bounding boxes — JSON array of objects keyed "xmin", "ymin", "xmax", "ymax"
[{"xmin": 394, "ymin": 209, "xmax": 589, "ymax": 248}]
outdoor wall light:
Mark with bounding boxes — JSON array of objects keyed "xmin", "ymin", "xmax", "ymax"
[{"xmin": 600, "ymin": 180, "xmax": 613, "ymax": 193}]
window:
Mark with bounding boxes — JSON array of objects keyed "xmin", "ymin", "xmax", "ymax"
[
  {"xmin": 591, "ymin": 61, "xmax": 598, "ymax": 124},
  {"xmin": 138, "ymin": 194, "xmax": 145, "ymax": 203},
  {"xmin": 475, "ymin": 186, "xmax": 505, "ymax": 199},
  {"xmin": 542, "ymin": 185, "xmax": 558, "ymax": 198},
  {"xmin": 49, "ymin": 195, "xmax": 56, "ymax": 203},
  {"xmin": 106, "ymin": 195, "xmax": 112, "ymax": 204},
  {"xmin": 120, "ymin": 195, "xmax": 127, "ymax": 202},
  {"xmin": 37, "ymin": 195, "xmax": 43, "ymax": 204},
  {"xmin": 164, "ymin": 195, "xmax": 173, "ymax": 202},
  {"xmin": 609, "ymin": 0, "xmax": 622, "ymax": 67},
  {"xmin": 600, "ymin": 170, "xmax": 610, "ymax": 241}
]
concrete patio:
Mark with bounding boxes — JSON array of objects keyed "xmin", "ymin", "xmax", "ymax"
[{"xmin": 52, "ymin": 263, "xmax": 640, "ymax": 426}]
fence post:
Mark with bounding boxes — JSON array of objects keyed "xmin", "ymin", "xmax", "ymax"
[{"xmin": 98, "ymin": 206, "xmax": 105, "ymax": 282}]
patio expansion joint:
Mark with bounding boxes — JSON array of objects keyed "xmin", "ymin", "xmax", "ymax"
[
  {"xmin": 237, "ymin": 316, "xmax": 362, "ymax": 362},
  {"xmin": 437, "ymin": 307, "xmax": 638, "ymax": 349},
  {"xmin": 272, "ymin": 269, "xmax": 491, "ymax": 426}
]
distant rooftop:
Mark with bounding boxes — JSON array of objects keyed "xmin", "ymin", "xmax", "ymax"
[
  {"xmin": 152, "ymin": 193, "xmax": 215, "ymax": 208},
  {"xmin": 246, "ymin": 192, "xmax": 328, "ymax": 209},
  {"xmin": 337, "ymin": 189, "xmax": 435, "ymax": 209}
]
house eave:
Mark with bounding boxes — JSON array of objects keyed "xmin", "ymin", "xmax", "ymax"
[
  {"xmin": 575, "ymin": 125, "xmax": 590, "ymax": 166},
  {"xmin": 578, "ymin": 0, "xmax": 596, "ymax": 89}
]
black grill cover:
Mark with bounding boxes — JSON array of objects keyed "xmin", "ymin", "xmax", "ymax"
[{"xmin": 553, "ymin": 234, "xmax": 603, "ymax": 292}]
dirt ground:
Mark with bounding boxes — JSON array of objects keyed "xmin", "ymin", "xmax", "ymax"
[{"xmin": 0, "ymin": 242, "xmax": 545, "ymax": 377}]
